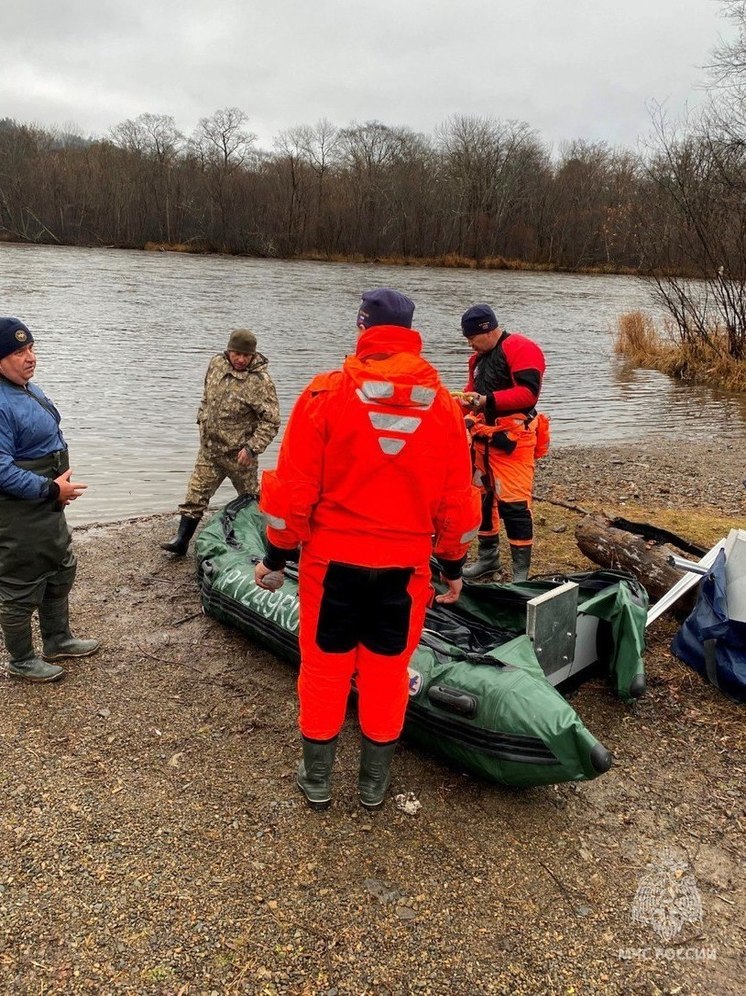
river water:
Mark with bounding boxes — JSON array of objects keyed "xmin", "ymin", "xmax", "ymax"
[{"xmin": 1, "ymin": 244, "xmax": 743, "ymax": 524}]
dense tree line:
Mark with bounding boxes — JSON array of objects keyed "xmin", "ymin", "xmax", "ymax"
[
  {"xmin": 0, "ymin": 109, "xmax": 654, "ymax": 272},
  {"xmin": 1, "ymin": 0, "xmax": 745, "ymax": 328}
]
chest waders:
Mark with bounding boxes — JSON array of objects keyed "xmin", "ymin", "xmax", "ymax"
[
  {"xmin": 0, "ymin": 449, "xmax": 99, "ymax": 681},
  {"xmin": 0, "ymin": 449, "xmax": 72, "ymax": 586}
]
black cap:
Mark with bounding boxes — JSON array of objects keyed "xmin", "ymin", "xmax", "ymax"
[
  {"xmin": 357, "ymin": 288, "xmax": 415, "ymax": 330},
  {"xmin": 0, "ymin": 318, "xmax": 33, "ymax": 360},
  {"xmin": 461, "ymin": 304, "xmax": 498, "ymax": 337}
]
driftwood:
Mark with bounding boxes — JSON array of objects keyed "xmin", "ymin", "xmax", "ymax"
[{"xmin": 575, "ymin": 514, "xmax": 707, "ymax": 608}]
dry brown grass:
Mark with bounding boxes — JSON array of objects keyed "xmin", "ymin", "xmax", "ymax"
[
  {"xmin": 615, "ymin": 310, "xmax": 746, "ymax": 391},
  {"xmin": 296, "ymin": 251, "xmax": 636, "ymax": 274},
  {"xmin": 480, "ymin": 255, "xmax": 556, "ymax": 272},
  {"xmin": 614, "ymin": 310, "xmax": 674, "ymax": 362},
  {"xmin": 583, "ymin": 262, "xmax": 638, "ymax": 276},
  {"xmin": 367, "ymin": 252, "xmax": 560, "ymax": 272},
  {"xmin": 666, "ymin": 335, "xmax": 746, "ymax": 391},
  {"xmin": 302, "ymin": 251, "xmax": 368, "ymax": 264},
  {"xmin": 143, "ymin": 241, "xmax": 200, "ymax": 254},
  {"xmin": 436, "ymin": 253, "xmax": 476, "ymax": 269}
]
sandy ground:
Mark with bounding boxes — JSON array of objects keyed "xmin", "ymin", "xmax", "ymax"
[{"xmin": 0, "ymin": 440, "xmax": 744, "ymax": 996}]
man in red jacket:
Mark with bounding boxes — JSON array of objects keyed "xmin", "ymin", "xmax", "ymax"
[
  {"xmin": 458, "ymin": 304, "xmax": 548, "ymax": 582},
  {"xmin": 254, "ymin": 288, "xmax": 480, "ymax": 811}
]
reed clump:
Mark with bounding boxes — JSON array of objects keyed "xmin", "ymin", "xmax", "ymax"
[{"xmin": 615, "ymin": 311, "xmax": 746, "ymax": 392}]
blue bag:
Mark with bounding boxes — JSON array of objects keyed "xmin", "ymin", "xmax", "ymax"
[{"xmin": 671, "ymin": 550, "xmax": 746, "ymax": 703}]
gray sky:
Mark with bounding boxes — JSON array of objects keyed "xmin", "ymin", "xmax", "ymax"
[{"xmin": 1, "ymin": 0, "xmax": 735, "ymax": 152}]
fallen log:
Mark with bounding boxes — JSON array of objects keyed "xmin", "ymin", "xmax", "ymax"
[{"xmin": 575, "ymin": 514, "xmax": 703, "ymax": 611}]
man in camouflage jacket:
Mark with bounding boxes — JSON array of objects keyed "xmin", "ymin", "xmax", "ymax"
[{"xmin": 161, "ymin": 328, "xmax": 281, "ymax": 556}]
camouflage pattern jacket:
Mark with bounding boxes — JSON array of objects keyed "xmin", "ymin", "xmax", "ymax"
[{"xmin": 197, "ymin": 353, "xmax": 281, "ymax": 457}]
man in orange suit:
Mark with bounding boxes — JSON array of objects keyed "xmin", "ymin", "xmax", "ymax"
[
  {"xmin": 254, "ymin": 288, "xmax": 480, "ymax": 811},
  {"xmin": 458, "ymin": 304, "xmax": 548, "ymax": 582}
]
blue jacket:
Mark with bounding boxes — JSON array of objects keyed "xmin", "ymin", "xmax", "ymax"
[{"xmin": 0, "ymin": 378, "xmax": 67, "ymax": 499}]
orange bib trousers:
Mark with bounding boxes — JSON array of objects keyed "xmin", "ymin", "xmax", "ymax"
[
  {"xmin": 470, "ymin": 416, "xmax": 538, "ymax": 548},
  {"xmin": 297, "ymin": 548, "xmax": 432, "ymax": 743}
]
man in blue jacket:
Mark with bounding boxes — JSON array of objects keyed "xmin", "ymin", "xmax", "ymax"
[{"xmin": 0, "ymin": 317, "xmax": 99, "ymax": 682}]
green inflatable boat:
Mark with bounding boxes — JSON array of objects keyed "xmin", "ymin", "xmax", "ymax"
[{"xmin": 195, "ymin": 497, "xmax": 648, "ymax": 788}]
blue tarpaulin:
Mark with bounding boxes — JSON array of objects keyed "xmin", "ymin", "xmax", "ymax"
[{"xmin": 671, "ymin": 550, "xmax": 746, "ymax": 703}]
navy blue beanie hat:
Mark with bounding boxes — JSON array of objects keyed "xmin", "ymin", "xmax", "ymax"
[
  {"xmin": 0, "ymin": 318, "xmax": 33, "ymax": 360},
  {"xmin": 461, "ymin": 304, "xmax": 498, "ymax": 337},
  {"xmin": 357, "ymin": 288, "xmax": 415, "ymax": 330}
]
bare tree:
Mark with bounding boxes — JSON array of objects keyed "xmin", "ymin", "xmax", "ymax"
[
  {"xmin": 545, "ymin": 141, "xmax": 643, "ymax": 269},
  {"xmin": 437, "ymin": 115, "xmax": 542, "ymax": 263},
  {"xmin": 0, "ymin": 121, "xmax": 56, "ymax": 241},
  {"xmin": 335, "ymin": 120, "xmax": 410, "ymax": 254},
  {"xmin": 287, "ymin": 119, "xmax": 340, "ymax": 250},
  {"xmin": 188, "ymin": 108, "xmax": 257, "ymax": 248},
  {"xmin": 110, "ymin": 113, "xmax": 185, "ymax": 242},
  {"xmin": 641, "ymin": 102, "xmax": 746, "ymax": 361},
  {"xmin": 633, "ymin": 1, "xmax": 746, "ymax": 362}
]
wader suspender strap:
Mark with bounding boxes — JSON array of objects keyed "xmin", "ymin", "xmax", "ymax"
[
  {"xmin": 484, "ymin": 439, "xmax": 497, "ymax": 494},
  {"xmin": 25, "ymin": 387, "xmax": 61, "ymax": 424},
  {"xmin": 481, "ymin": 438, "xmax": 495, "ymax": 491},
  {"xmin": 470, "ymin": 437, "xmax": 495, "ymax": 491}
]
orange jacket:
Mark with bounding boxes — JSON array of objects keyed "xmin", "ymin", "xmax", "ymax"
[{"xmin": 261, "ymin": 326, "xmax": 480, "ymax": 568}]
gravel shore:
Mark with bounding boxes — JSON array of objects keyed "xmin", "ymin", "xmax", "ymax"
[
  {"xmin": 0, "ymin": 440, "xmax": 743, "ymax": 996},
  {"xmin": 535, "ymin": 437, "xmax": 745, "ymax": 517}
]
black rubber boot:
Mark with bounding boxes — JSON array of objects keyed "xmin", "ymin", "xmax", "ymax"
[
  {"xmin": 161, "ymin": 515, "xmax": 199, "ymax": 556},
  {"xmin": 2, "ymin": 617, "xmax": 65, "ymax": 683},
  {"xmin": 39, "ymin": 595, "xmax": 101, "ymax": 661},
  {"xmin": 297, "ymin": 736, "xmax": 338, "ymax": 811},
  {"xmin": 462, "ymin": 537, "xmax": 500, "ymax": 580},
  {"xmin": 358, "ymin": 735, "xmax": 398, "ymax": 810},
  {"xmin": 510, "ymin": 545, "xmax": 532, "ymax": 583}
]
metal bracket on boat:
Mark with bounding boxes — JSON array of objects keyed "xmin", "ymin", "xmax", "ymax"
[{"xmin": 526, "ymin": 581, "xmax": 579, "ymax": 684}]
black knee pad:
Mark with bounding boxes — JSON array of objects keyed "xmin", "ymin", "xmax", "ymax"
[{"xmin": 498, "ymin": 500, "xmax": 533, "ymax": 541}]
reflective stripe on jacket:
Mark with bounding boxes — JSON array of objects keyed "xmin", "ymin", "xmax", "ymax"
[{"xmin": 261, "ymin": 325, "xmax": 480, "ymax": 568}]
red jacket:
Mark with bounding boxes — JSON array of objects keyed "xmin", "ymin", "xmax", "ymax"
[
  {"xmin": 261, "ymin": 326, "xmax": 480, "ymax": 568},
  {"xmin": 466, "ymin": 330, "xmax": 545, "ymax": 416}
]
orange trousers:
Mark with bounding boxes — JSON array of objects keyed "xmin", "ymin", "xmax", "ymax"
[
  {"xmin": 297, "ymin": 547, "xmax": 432, "ymax": 742},
  {"xmin": 471, "ymin": 418, "xmax": 537, "ymax": 547}
]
